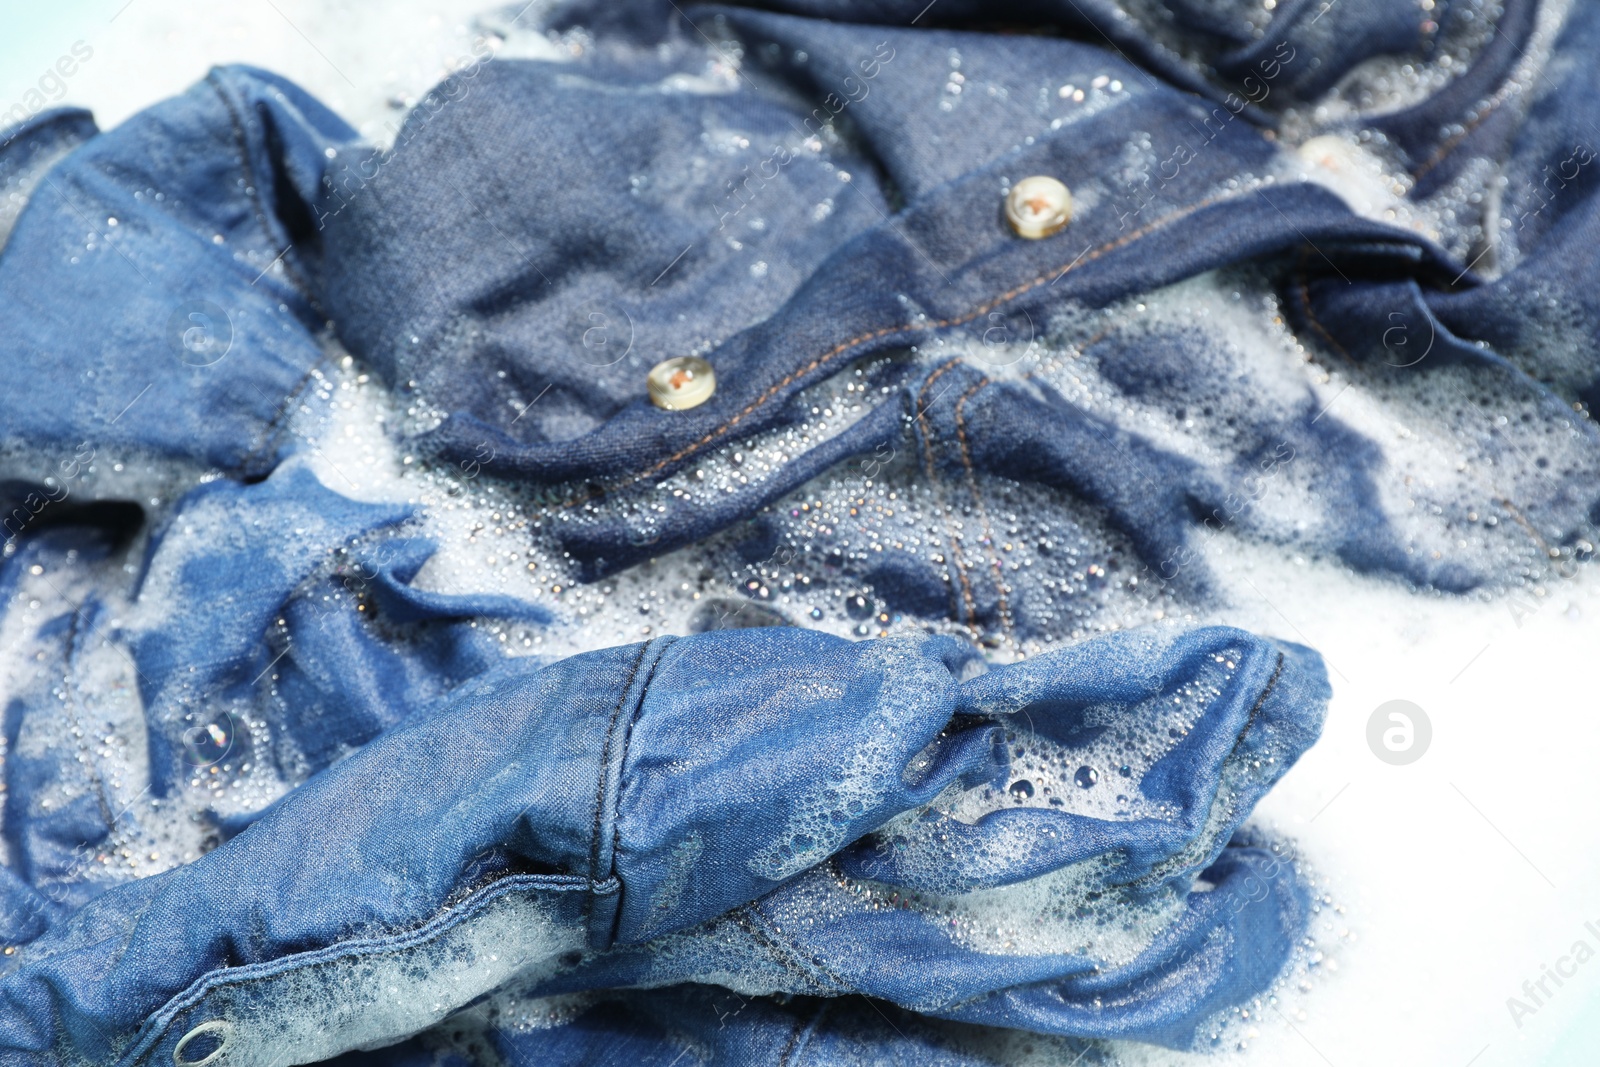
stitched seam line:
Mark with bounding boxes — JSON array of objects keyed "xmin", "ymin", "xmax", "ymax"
[
  {"xmin": 1231, "ymin": 651, "xmax": 1287, "ymax": 757},
  {"xmin": 204, "ymin": 71, "xmax": 318, "ymax": 306},
  {"xmin": 589, "ymin": 641, "xmax": 654, "ymax": 902},
  {"xmin": 751, "ymin": 882, "xmax": 854, "ymax": 994},
  {"xmin": 729, "ymin": 909, "xmax": 822, "ymax": 988},
  {"xmin": 1410, "ymin": 3, "xmax": 1527, "ymax": 184},
  {"xmin": 603, "ymin": 636, "xmax": 675, "ymax": 937},
  {"xmin": 954, "ymin": 375, "xmax": 1015, "ymax": 645},
  {"xmin": 1412, "ymin": 84, "xmax": 1519, "ymax": 181},
  {"xmin": 237, "ymin": 351, "xmax": 335, "ymax": 474},
  {"xmin": 1495, "ymin": 494, "xmax": 1554, "ymax": 556},
  {"xmin": 552, "ymin": 190, "xmax": 1245, "ymax": 510},
  {"xmin": 732, "ymin": 907, "xmax": 849, "ymax": 994},
  {"xmin": 915, "ymin": 359, "xmax": 974, "ymax": 626},
  {"xmin": 1296, "ymin": 255, "xmax": 1354, "ymax": 362},
  {"xmin": 118, "ymin": 873, "xmax": 591, "ymax": 1067},
  {"xmin": 778, "ymin": 1000, "xmax": 831, "ymax": 1067}
]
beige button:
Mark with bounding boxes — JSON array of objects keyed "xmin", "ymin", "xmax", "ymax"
[
  {"xmin": 648, "ymin": 356, "xmax": 716, "ymax": 411},
  {"xmin": 1005, "ymin": 176, "xmax": 1073, "ymax": 238}
]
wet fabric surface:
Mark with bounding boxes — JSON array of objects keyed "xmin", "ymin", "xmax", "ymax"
[{"xmin": 0, "ymin": 0, "xmax": 1595, "ymax": 1062}]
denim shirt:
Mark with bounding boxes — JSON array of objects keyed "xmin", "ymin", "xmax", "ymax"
[{"xmin": 0, "ymin": 0, "xmax": 1592, "ymax": 1062}]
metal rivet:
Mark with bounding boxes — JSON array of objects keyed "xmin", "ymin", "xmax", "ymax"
[
  {"xmin": 173, "ymin": 1020, "xmax": 236, "ymax": 1067},
  {"xmin": 1005, "ymin": 175, "xmax": 1073, "ymax": 239},
  {"xmin": 647, "ymin": 356, "xmax": 716, "ymax": 411}
]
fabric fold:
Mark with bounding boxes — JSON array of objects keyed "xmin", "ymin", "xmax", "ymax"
[{"xmin": 0, "ymin": 625, "xmax": 1325, "ymax": 1062}]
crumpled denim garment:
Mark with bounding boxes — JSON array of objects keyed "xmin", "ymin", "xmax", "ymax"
[
  {"xmin": 5, "ymin": 1, "xmax": 1598, "ymax": 611},
  {"xmin": 0, "ymin": 616, "xmax": 1324, "ymax": 1063},
  {"xmin": 0, "ymin": 0, "xmax": 1593, "ymax": 1062},
  {"xmin": 0, "ymin": 431, "xmax": 1329, "ymax": 1060}
]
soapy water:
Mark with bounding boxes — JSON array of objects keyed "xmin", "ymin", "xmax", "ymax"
[
  {"xmin": 0, "ymin": 321, "xmax": 1350, "ymax": 1058},
  {"xmin": 422, "ymin": 838, "xmax": 1345, "ymax": 1064},
  {"xmin": 149, "ymin": 887, "xmax": 586, "ymax": 1067},
  {"xmin": 0, "ymin": 290, "xmax": 1361, "ymax": 1060},
  {"xmin": 0, "ymin": 263, "xmax": 1567, "ymax": 1056},
  {"xmin": 0, "ymin": 0, "xmax": 1593, "ymax": 1059},
  {"xmin": 981, "ymin": 652, "xmax": 1237, "ymax": 826}
]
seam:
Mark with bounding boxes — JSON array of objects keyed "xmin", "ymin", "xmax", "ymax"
[
  {"xmin": 1231, "ymin": 651, "xmax": 1286, "ymax": 756},
  {"xmin": 729, "ymin": 909, "xmax": 820, "ymax": 988},
  {"xmin": 1296, "ymin": 253, "xmax": 1354, "ymax": 363},
  {"xmin": 1411, "ymin": 87, "xmax": 1517, "ymax": 181},
  {"xmin": 915, "ymin": 359, "xmax": 975, "ymax": 627},
  {"xmin": 117, "ymin": 873, "xmax": 591, "ymax": 1067},
  {"xmin": 917, "ymin": 321, "xmax": 1117, "ymax": 639},
  {"xmin": 236, "ymin": 350, "xmax": 334, "ymax": 474},
  {"xmin": 777, "ymin": 999, "xmax": 831, "ymax": 1067},
  {"xmin": 602, "ymin": 635, "xmax": 675, "ymax": 938},
  {"xmin": 751, "ymin": 883, "xmax": 855, "ymax": 996},
  {"xmin": 731, "ymin": 907, "xmax": 850, "ymax": 994},
  {"xmin": 240, "ymin": 351, "xmax": 331, "ymax": 470},
  {"xmin": 204, "ymin": 71, "xmax": 318, "ymax": 307},
  {"xmin": 588, "ymin": 640, "xmax": 654, "ymax": 901},
  {"xmin": 551, "ymin": 189, "xmax": 1248, "ymax": 510},
  {"xmin": 953, "ymin": 375, "xmax": 1016, "ymax": 646},
  {"xmin": 1495, "ymin": 493, "xmax": 1557, "ymax": 558},
  {"xmin": 1409, "ymin": 10, "xmax": 1527, "ymax": 184}
]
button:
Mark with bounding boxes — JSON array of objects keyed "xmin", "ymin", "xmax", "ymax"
[
  {"xmin": 1005, "ymin": 176, "xmax": 1072, "ymax": 239},
  {"xmin": 648, "ymin": 356, "xmax": 716, "ymax": 411}
]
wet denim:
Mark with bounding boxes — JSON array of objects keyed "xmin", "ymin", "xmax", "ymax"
[
  {"xmin": 0, "ymin": 607, "xmax": 1324, "ymax": 1062},
  {"xmin": 7, "ymin": 3, "xmax": 1592, "ymax": 610},
  {"xmin": 1, "ymin": 0, "xmax": 1595, "ymax": 1062}
]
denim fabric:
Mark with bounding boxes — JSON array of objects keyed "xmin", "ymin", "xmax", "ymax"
[
  {"xmin": 338, "ymin": 986, "xmax": 1120, "ymax": 1066},
  {"xmin": 313, "ymin": 0, "xmax": 1600, "ymax": 599},
  {"xmin": 0, "ymin": 109, "xmax": 97, "ymax": 247},
  {"xmin": 0, "ymin": 0, "xmax": 1593, "ymax": 1061},
  {"xmin": 0, "ymin": 69, "xmax": 354, "ymax": 476},
  {"xmin": 0, "ymin": 623, "xmax": 1323, "ymax": 1062}
]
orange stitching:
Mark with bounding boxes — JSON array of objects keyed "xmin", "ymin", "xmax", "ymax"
[
  {"xmin": 1297, "ymin": 254, "xmax": 1355, "ymax": 363},
  {"xmin": 953, "ymin": 375, "xmax": 1015, "ymax": 646},
  {"xmin": 553, "ymin": 191, "xmax": 1247, "ymax": 510},
  {"xmin": 938, "ymin": 321, "xmax": 1113, "ymax": 644},
  {"xmin": 1408, "ymin": 0, "xmax": 1525, "ymax": 181},
  {"xmin": 1496, "ymin": 494, "xmax": 1550, "ymax": 554},
  {"xmin": 1412, "ymin": 76, "xmax": 1524, "ymax": 182},
  {"xmin": 915, "ymin": 359, "xmax": 975, "ymax": 627}
]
